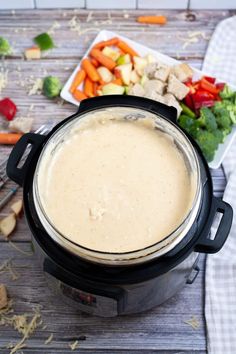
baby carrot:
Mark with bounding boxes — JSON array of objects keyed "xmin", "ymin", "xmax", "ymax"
[
  {"xmin": 0, "ymin": 133, "xmax": 23, "ymax": 145},
  {"xmin": 81, "ymin": 58, "xmax": 100, "ymax": 82},
  {"xmin": 84, "ymin": 77, "xmax": 94, "ymax": 97},
  {"xmin": 73, "ymin": 89, "xmax": 88, "ymax": 102},
  {"xmin": 117, "ymin": 40, "xmax": 139, "ymax": 57},
  {"xmin": 93, "ymin": 37, "xmax": 119, "ymax": 49},
  {"xmin": 90, "ymin": 49, "xmax": 116, "ymax": 71},
  {"xmin": 137, "ymin": 16, "xmax": 167, "ymax": 24},
  {"xmin": 90, "ymin": 57, "xmax": 99, "ymax": 67},
  {"xmin": 70, "ymin": 69, "xmax": 86, "ymax": 94},
  {"xmin": 93, "ymin": 82, "xmax": 98, "ymax": 96},
  {"xmin": 111, "ymin": 78, "xmax": 123, "ymax": 85}
]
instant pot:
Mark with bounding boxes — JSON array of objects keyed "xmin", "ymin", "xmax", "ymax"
[{"xmin": 7, "ymin": 96, "xmax": 233, "ymax": 317}]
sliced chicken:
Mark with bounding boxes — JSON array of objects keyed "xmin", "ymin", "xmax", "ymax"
[
  {"xmin": 145, "ymin": 91, "xmax": 165, "ymax": 103},
  {"xmin": 154, "ymin": 64, "xmax": 171, "ymax": 82},
  {"xmin": 164, "ymin": 93, "xmax": 182, "ymax": 117},
  {"xmin": 172, "ymin": 63, "xmax": 193, "ymax": 82},
  {"xmin": 144, "ymin": 79, "xmax": 166, "ymax": 96},
  {"xmin": 144, "ymin": 63, "xmax": 158, "ymax": 78},
  {"xmin": 167, "ymin": 74, "xmax": 189, "ymax": 100},
  {"xmin": 128, "ymin": 83, "xmax": 145, "ymax": 97}
]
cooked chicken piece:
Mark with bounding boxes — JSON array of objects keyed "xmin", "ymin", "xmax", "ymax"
[
  {"xmin": 128, "ymin": 83, "xmax": 145, "ymax": 97},
  {"xmin": 154, "ymin": 65, "xmax": 171, "ymax": 82},
  {"xmin": 164, "ymin": 93, "xmax": 182, "ymax": 117},
  {"xmin": 144, "ymin": 63, "xmax": 158, "ymax": 78},
  {"xmin": 172, "ymin": 63, "xmax": 193, "ymax": 82},
  {"xmin": 145, "ymin": 91, "xmax": 165, "ymax": 103},
  {"xmin": 144, "ymin": 79, "xmax": 166, "ymax": 96},
  {"xmin": 167, "ymin": 74, "xmax": 189, "ymax": 100},
  {"xmin": 9, "ymin": 117, "xmax": 34, "ymax": 134}
]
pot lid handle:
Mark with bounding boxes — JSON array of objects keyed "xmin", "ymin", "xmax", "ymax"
[{"xmin": 78, "ymin": 95, "xmax": 178, "ymax": 123}]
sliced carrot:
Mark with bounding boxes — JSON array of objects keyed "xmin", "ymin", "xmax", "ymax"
[
  {"xmin": 0, "ymin": 133, "xmax": 23, "ymax": 145},
  {"xmin": 137, "ymin": 16, "xmax": 167, "ymax": 24},
  {"xmin": 73, "ymin": 89, "xmax": 88, "ymax": 102},
  {"xmin": 117, "ymin": 40, "xmax": 139, "ymax": 57},
  {"xmin": 90, "ymin": 57, "xmax": 99, "ymax": 67},
  {"xmin": 81, "ymin": 58, "xmax": 100, "ymax": 82},
  {"xmin": 84, "ymin": 77, "xmax": 94, "ymax": 97},
  {"xmin": 70, "ymin": 69, "xmax": 86, "ymax": 94},
  {"xmin": 90, "ymin": 49, "xmax": 116, "ymax": 71},
  {"xmin": 93, "ymin": 37, "xmax": 119, "ymax": 50}
]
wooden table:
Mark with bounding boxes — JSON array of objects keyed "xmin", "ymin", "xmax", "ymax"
[{"xmin": 0, "ymin": 8, "xmax": 234, "ymax": 354}]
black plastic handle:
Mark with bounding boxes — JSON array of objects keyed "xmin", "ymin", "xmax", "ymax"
[
  {"xmin": 78, "ymin": 95, "xmax": 178, "ymax": 123},
  {"xmin": 6, "ymin": 133, "xmax": 46, "ymax": 187},
  {"xmin": 195, "ymin": 197, "xmax": 233, "ymax": 253}
]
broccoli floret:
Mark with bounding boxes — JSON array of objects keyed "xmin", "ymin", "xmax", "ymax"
[
  {"xmin": 220, "ymin": 84, "xmax": 235, "ymax": 100},
  {"xmin": 43, "ymin": 76, "xmax": 62, "ymax": 98},
  {"xmin": 178, "ymin": 114, "xmax": 199, "ymax": 139},
  {"xmin": 195, "ymin": 129, "xmax": 219, "ymax": 162},
  {"xmin": 213, "ymin": 101, "xmax": 235, "ymax": 126},
  {"xmin": 197, "ymin": 107, "xmax": 217, "ymax": 132},
  {"xmin": 0, "ymin": 36, "xmax": 11, "ymax": 56}
]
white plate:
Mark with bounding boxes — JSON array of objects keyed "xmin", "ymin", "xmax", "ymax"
[{"xmin": 61, "ymin": 30, "xmax": 236, "ymax": 169}]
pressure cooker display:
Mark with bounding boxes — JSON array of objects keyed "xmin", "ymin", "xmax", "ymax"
[{"xmin": 35, "ymin": 108, "xmax": 197, "ymax": 253}]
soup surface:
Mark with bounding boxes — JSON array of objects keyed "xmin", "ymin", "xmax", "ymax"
[{"xmin": 36, "ymin": 109, "xmax": 196, "ymax": 253}]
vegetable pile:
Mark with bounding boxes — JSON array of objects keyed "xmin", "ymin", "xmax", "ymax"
[{"xmin": 179, "ymin": 80, "xmax": 236, "ymax": 161}]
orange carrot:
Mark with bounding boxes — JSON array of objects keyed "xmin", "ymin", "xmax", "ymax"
[
  {"xmin": 111, "ymin": 78, "xmax": 123, "ymax": 85},
  {"xmin": 81, "ymin": 58, "xmax": 100, "ymax": 82},
  {"xmin": 84, "ymin": 77, "xmax": 94, "ymax": 97},
  {"xmin": 93, "ymin": 82, "xmax": 98, "ymax": 96},
  {"xmin": 90, "ymin": 49, "xmax": 116, "ymax": 71},
  {"xmin": 93, "ymin": 37, "xmax": 119, "ymax": 49},
  {"xmin": 70, "ymin": 69, "xmax": 86, "ymax": 94},
  {"xmin": 137, "ymin": 16, "xmax": 167, "ymax": 24},
  {"xmin": 117, "ymin": 40, "xmax": 139, "ymax": 57},
  {"xmin": 0, "ymin": 133, "xmax": 23, "ymax": 145},
  {"xmin": 73, "ymin": 89, "xmax": 88, "ymax": 102},
  {"xmin": 90, "ymin": 57, "xmax": 99, "ymax": 67}
]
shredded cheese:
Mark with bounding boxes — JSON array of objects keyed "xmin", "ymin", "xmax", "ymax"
[
  {"xmin": 86, "ymin": 11, "xmax": 93, "ymax": 22},
  {"xmin": 48, "ymin": 21, "xmax": 61, "ymax": 35},
  {"xmin": 0, "ymin": 68, "xmax": 8, "ymax": 92},
  {"xmin": 69, "ymin": 340, "xmax": 79, "ymax": 351},
  {"xmin": 28, "ymin": 78, "xmax": 43, "ymax": 96},
  {"xmin": 8, "ymin": 241, "xmax": 33, "ymax": 257},
  {"xmin": 184, "ymin": 316, "xmax": 200, "ymax": 330},
  {"xmin": 45, "ymin": 333, "xmax": 54, "ymax": 344},
  {"xmin": 0, "ymin": 259, "xmax": 19, "ymax": 281}
]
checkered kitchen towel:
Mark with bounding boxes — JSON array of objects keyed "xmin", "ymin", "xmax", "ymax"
[{"xmin": 203, "ymin": 16, "xmax": 236, "ymax": 354}]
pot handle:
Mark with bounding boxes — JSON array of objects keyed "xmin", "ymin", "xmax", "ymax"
[
  {"xmin": 194, "ymin": 197, "xmax": 233, "ymax": 253},
  {"xmin": 6, "ymin": 133, "xmax": 46, "ymax": 187},
  {"xmin": 78, "ymin": 95, "xmax": 178, "ymax": 123}
]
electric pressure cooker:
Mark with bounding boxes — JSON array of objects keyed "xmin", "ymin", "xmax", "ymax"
[{"xmin": 7, "ymin": 96, "xmax": 233, "ymax": 317}]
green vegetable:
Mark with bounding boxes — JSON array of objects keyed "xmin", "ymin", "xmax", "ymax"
[
  {"xmin": 178, "ymin": 114, "xmax": 199, "ymax": 139},
  {"xmin": 0, "ymin": 36, "xmax": 12, "ymax": 56},
  {"xmin": 220, "ymin": 84, "xmax": 235, "ymax": 100},
  {"xmin": 34, "ymin": 33, "xmax": 55, "ymax": 51},
  {"xmin": 213, "ymin": 100, "xmax": 236, "ymax": 125},
  {"xmin": 195, "ymin": 129, "xmax": 219, "ymax": 162},
  {"xmin": 43, "ymin": 76, "xmax": 62, "ymax": 98},
  {"xmin": 180, "ymin": 102, "xmax": 196, "ymax": 118},
  {"xmin": 197, "ymin": 107, "xmax": 217, "ymax": 132}
]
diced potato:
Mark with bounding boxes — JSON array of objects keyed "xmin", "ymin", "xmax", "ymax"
[
  {"xmin": 97, "ymin": 66, "xmax": 113, "ymax": 83},
  {"xmin": 0, "ymin": 214, "xmax": 16, "ymax": 238},
  {"xmin": 10, "ymin": 199, "xmax": 23, "ymax": 217},
  {"xmin": 24, "ymin": 46, "xmax": 41, "ymax": 60}
]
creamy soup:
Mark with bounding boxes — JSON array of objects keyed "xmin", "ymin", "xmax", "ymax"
[{"xmin": 36, "ymin": 109, "xmax": 196, "ymax": 253}]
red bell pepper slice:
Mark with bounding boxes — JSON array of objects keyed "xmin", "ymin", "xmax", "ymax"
[
  {"xmin": 184, "ymin": 93, "xmax": 194, "ymax": 110},
  {"xmin": 215, "ymin": 82, "xmax": 225, "ymax": 91},
  {"xmin": 0, "ymin": 98, "xmax": 17, "ymax": 121},
  {"xmin": 200, "ymin": 78, "xmax": 220, "ymax": 95},
  {"xmin": 202, "ymin": 76, "xmax": 216, "ymax": 84}
]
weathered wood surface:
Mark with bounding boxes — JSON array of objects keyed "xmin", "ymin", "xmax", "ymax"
[{"xmin": 0, "ymin": 8, "xmax": 233, "ymax": 354}]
